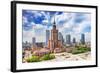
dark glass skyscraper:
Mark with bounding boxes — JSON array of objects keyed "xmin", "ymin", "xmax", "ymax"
[
  {"xmin": 32, "ymin": 37, "xmax": 36, "ymax": 46},
  {"xmin": 73, "ymin": 38, "xmax": 76, "ymax": 43},
  {"xmin": 66, "ymin": 34, "xmax": 71, "ymax": 44},
  {"xmin": 58, "ymin": 32, "xmax": 64, "ymax": 45},
  {"xmin": 80, "ymin": 34, "xmax": 85, "ymax": 44},
  {"xmin": 46, "ymin": 30, "xmax": 50, "ymax": 46}
]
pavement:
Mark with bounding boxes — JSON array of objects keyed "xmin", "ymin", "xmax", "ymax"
[{"xmin": 46, "ymin": 52, "xmax": 91, "ymax": 62}]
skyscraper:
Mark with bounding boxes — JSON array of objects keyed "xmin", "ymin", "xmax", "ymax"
[
  {"xmin": 80, "ymin": 34, "xmax": 85, "ymax": 44},
  {"xmin": 50, "ymin": 24, "xmax": 58, "ymax": 49},
  {"xmin": 32, "ymin": 37, "xmax": 36, "ymax": 46},
  {"xmin": 73, "ymin": 38, "xmax": 76, "ymax": 44},
  {"xmin": 48, "ymin": 19, "xmax": 62, "ymax": 50},
  {"xmin": 66, "ymin": 34, "xmax": 71, "ymax": 44},
  {"xmin": 46, "ymin": 30, "xmax": 50, "ymax": 46},
  {"xmin": 58, "ymin": 32, "xmax": 64, "ymax": 45}
]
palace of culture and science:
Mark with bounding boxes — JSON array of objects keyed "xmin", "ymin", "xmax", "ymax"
[{"xmin": 48, "ymin": 21, "xmax": 63, "ymax": 52}]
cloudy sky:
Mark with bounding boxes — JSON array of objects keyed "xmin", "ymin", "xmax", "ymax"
[{"xmin": 22, "ymin": 10, "xmax": 91, "ymax": 43}]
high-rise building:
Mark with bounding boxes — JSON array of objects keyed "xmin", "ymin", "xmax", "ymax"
[
  {"xmin": 48, "ymin": 19, "xmax": 62, "ymax": 51},
  {"xmin": 80, "ymin": 34, "xmax": 85, "ymax": 44},
  {"xmin": 58, "ymin": 32, "xmax": 64, "ymax": 45},
  {"xmin": 46, "ymin": 30, "xmax": 50, "ymax": 46},
  {"xmin": 66, "ymin": 34, "xmax": 71, "ymax": 44},
  {"xmin": 49, "ymin": 24, "xmax": 58, "ymax": 49},
  {"xmin": 73, "ymin": 38, "xmax": 76, "ymax": 44},
  {"xmin": 23, "ymin": 41, "xmax": 31, "ymax": 49},
  {"xmin": 32, "ymin": 37, "xmax": 36, "ymax": 46}
]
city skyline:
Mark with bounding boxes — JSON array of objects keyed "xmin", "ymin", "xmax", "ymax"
[
  {"xmin": 22, "ymin": 10, "xmax": 91, "ymax": 43},
  {"xmin": 23, "ymin": 32, "xmax": 86, "ymax": 45}
]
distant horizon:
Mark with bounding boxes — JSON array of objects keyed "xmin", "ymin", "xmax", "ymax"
[
  {"xmin": 22, "ymin": 10, "xmax": 91, "ymax": 43},
  {"xmin": 22, "ymin": 40, "xmax": 91, "ymax": 44}
]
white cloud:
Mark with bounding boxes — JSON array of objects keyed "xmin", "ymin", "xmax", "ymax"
[
  {"xmin": 26, "ymin": 10, "xmax": 43, "ymax": 17},
  {"xmin": 57, "ymin": 13, "xmax": 91, "ymax": 33},
  {"xmin": 54, "ymin": 12, "xmax": 91, "ymax": 43},
  {"xmin": 23, "ymin": 16, "xmax": 28, "ymax": 24},
  {"xmin": 23, "ymin": 11, "xmax": 91, "ymax": 43},
  {"xmin": 42, "ymin": 19, "xmax": 49, "ymax": 25},
  {"xmin": 23, "ymin": 29, "xmax": 35, "ymax": 43},
  {"xmin": 85, "ymin": 32, "xmax": 91, "ymax": 42},
  {"xmin": 73, "ymin": 20, "xmax": 90, "ymax": 34},
  {"xmin": 56, "ymin": 13, "xmax": 75, "ymax": 24},
  {"xmin": 23, "ymin": 22, "xmax": 47, "ymax": 42},
  {"xmin": 23, "ymin": 28, "xmax": 46, "ymax": 43}
]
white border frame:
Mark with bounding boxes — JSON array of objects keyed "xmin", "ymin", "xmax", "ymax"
[{"xmin": 15, "ymin": 2, "xmax": 97, "ymax": 70}]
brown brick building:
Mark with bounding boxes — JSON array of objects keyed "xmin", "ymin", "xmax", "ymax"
[{"xmin": 48, "ymin": 23, "xmax": 62, "ymax": 52}]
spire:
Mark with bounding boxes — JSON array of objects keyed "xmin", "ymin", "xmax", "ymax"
[
  {"xmin": 53, "ymin": 16, "xmax": 56, "ymax": 25},
  {"xmin": 53, "ymin": 15, "xmax": 56, "ymax": 29}
]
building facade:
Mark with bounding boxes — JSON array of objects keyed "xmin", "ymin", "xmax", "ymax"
[
  {"xmin": 48, "ymin": 22, "xmax": 62, "ymax": 52},
  {"xmin": 66, "ymin": 34, "xmax": 71, "ymax": 44},
  {"xmin": 58, "ymin": 32, "xmax": 64, "ymax": 45},
  {"xmin": 80, "ymin": 34, "xmax": 85, "ymax": 44},
  {"xmin": 32, "ymin": 37, "xmax": 36, "ymax": 46},
  {"xmin": 46, "ymin": 30, "xmax": 50, "ymax": 46},
  {"xmin": 73, "ymin": 38, "xmax": 76, "ymax": 44}
]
